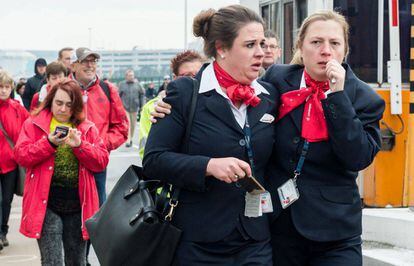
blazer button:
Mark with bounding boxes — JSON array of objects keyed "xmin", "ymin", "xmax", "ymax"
[
  {"xmin": 239, "ymin": 139, "xmax": 246, "ymax": 147},
  {"xmin": 329, "ymin": 103, "xmax": 335, "ymax": 109},
  {"xmin": 333, "ymin": 114, "xmax": 337, "ymax": 119},
  {"xmin": 293, "ymin": 137, "xmax": 300, "ymax": 144}
]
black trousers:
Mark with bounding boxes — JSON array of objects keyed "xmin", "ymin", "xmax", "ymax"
[
  {"xmin": 0, "ymin": 169, "xmax": 17, "ymax": 236},
  {"xmin": 270, "ymin": 209, "xmax": 362, "ymax": 266},
  {"xmin": 173, "ymin": 228, "xmax": 272, "ymax": 266}
]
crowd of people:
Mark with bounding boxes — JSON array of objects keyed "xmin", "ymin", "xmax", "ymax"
[
  {"xmin": 0, "ymin": 4, "xmax": 385, "ymax": 266},
  {"xmin": 0, "ymin": 46, "xmax": 129, "ymax": 265}
]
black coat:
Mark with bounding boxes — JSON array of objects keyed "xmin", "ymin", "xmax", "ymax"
[
  {"xmin": 262, "ymin": 64, "xmax": 385, "ymax": 242},
  {"xmin": 143, "ymin": 66, "xmax": 279, "ymax": 242},
  {"xmin": 22, "ymin": 74, "xmax": 46, "ymax": 110}
]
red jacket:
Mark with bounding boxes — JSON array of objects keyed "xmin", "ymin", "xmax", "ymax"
[
  {"xmin": 70, "ymin": 75, "xmax": 129, "ymax": 151},
  {"xmin": 14, "ymin": 110, "xmax": 109, "ymax": 240},
  {"xmin": 30, "ymin": 93, "xmax": 39, "ymax": 112},
  {"xmin": 0, "ymin": 98, "xmax": 29, "ymax": 174},
  {"xmin": 30, "ymin": 85, "xmax": 51, "ymax": 112}
]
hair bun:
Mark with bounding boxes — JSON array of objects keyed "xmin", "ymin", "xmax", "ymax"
[{"xmin": 193, "ymin": 9, "xmax": 215, "ymax": 38}]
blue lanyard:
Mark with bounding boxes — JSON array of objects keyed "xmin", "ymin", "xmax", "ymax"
[
  {"xmin": 243, "ymin": 120, "xmax": 256, "ymax": 177},
  {"xmin": 293, "ymin": 140, "xmax": 309, "ymax": 181}
]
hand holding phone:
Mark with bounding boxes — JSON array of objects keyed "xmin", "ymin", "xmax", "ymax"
[
  {"xmin": 54, "ymin": 126, "xmax": 69, "ymax": 139},
  {"xmin": 48, "ymin": 126, "xmax": 69, "ymax": 146}
]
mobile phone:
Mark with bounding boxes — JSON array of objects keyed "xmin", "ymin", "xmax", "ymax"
[
  {"xmin": 237, "ymin": 176, "xmax": 266, "ymax": 195},
  {"xmin": 54, "ymin": 126, "xmax": 69, "ymax": 139}
]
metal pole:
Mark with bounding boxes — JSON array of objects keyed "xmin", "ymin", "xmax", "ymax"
[
  {"xmin": 184, "ymin": 0, "xmax": 188, "ymax": 49},
  {"xmin": 377, "ymin": 0, "xmax": 384, "ymax": 85},
  {"xmin": 387, "ymin": 0, "xmax": 402, "ymax": 114}
]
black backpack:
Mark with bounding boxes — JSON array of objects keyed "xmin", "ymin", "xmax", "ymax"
[{"xmin": 99, "ymin": 80, "xmax": 111, "ymax": 101}]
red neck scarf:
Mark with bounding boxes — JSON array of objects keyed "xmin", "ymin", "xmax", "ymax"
[
  {"xmin": 213, "ymin": 62, "xmax": 261, "ymax": 107},
  {"xmin": 278, "ymin": 70, "xmax": 330, "ymax": 142}
]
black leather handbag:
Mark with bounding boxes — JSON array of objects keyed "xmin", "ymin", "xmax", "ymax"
[
  {"xmin": 85, "ymin": 78, "xmax": 199, "ymax": 266},
  {"xmin": 85, "ymin": 165, "xmax": 181, "ymax": 266}
]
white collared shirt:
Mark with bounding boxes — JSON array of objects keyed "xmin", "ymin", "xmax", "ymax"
[
  {"xmin": 199, "ymin": 63, "xmax": 269, "ymax": 128},
  {"xmin": 300, "ymin": 71, "xmax": 332, "ymax": 97}
]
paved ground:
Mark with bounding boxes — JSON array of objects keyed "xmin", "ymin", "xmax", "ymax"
[{"xmin": 0, "ymin": 130, "xmax": 141, "ymax": 266}]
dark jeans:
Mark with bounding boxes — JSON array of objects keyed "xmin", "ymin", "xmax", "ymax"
[
  {"xmin": 0, "ymin": 169, "xmax": 17, "ymax": 236},
  {"xmin": 37, "ymin": 208, "xmax": 86, "ymax": 266},
  {"xmin": 173, "ymin": 228, "xmax": 272, "ymax": 266},
  {"xmin": 270, "ymin": 209, "xmax": 362, "ymax": 266},
  {"xmin": 93, "ymin": 169, "xmax": 107, "ymax": 206}
]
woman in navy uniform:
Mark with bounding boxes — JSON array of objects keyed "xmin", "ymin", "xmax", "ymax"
[
  {"xmin": 143, "ymin": 5, "xmax": 278, "ymax": 266},
  {"xmin": 262, "ymin": 10, "xmax": 385, "ymax": 265}
]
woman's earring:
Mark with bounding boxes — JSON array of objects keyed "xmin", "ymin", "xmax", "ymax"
[{"xmin": 220, "ymin": 54, "xmax": 225, "ymax": 59}]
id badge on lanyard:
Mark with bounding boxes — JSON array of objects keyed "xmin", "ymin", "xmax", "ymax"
[
  {"xmin": 241, "ymin": 120, "xmax": 273, "ymax": 217},
  {"xmin": 277, "ymin": 178, "xmax": 299, "ymax": 209},
  {"xmin": 277, "ymin": 140, "xmax": 309, "ymax": 209}
]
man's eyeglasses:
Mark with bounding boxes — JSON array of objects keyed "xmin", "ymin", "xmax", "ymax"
[
  {"xmin": 79, "ymin": 58, "xmax": 99, "ymax": 66},
  {"xmin": 263, "ymin": 44, "xmax": 279, "ymax": 50}
]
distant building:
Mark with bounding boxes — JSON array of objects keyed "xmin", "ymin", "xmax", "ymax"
[
  {"xmin": 98, "ymin": 48, "xmax": 182, "ymax": 80},
  {"xmin": 0, "ymin": 48, "xmax": 185, "ymax": 82},
  {"xmin": 0, "ymin": 50, "xmax": 36, "ymax": 78}
]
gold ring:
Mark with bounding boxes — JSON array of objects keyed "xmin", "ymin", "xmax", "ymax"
[{"xmin": 234, "ymin": 174, "xmax": 239, "ymax": 179}]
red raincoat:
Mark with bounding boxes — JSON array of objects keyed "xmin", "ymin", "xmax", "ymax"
[
  {"xmin": 0, "ymin": 98, "xmax": 29, "ymax": 174},
  {"xmin": 14, "ymin": 110, "xmax": 109, "ymax": 240}
]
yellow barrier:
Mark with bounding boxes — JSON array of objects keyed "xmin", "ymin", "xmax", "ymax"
[{"xmin": 363, "ymin": 90, "xmax": 411, "ymax": 207}]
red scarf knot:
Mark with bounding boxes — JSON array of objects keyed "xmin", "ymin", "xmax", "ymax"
[
  {"xmin": 278, "ymin": 70, "xmax": 330, "ymax": 142},
  {"xmin": 213, "ymin": 62, "xmax": 261, "ymax": 107}
]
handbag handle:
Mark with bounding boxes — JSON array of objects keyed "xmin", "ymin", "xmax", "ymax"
[{"xmin": 124, "ymin": 180, "xmax": 161, "ymax": 199}]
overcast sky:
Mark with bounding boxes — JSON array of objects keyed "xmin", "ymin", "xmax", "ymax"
[{"xmin": 0, "ymin": 0, "xmax": 240, "ymax": 51}]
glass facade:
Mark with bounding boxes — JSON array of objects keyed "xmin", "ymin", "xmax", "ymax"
[{"xmin": 261, "ymin": 0, "xmax": 308, "ymax": 64}]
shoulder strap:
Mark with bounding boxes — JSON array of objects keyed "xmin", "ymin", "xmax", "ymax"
[
  {"xmin": 182, "ymin": 78, "xmax": 199, "ymax": 154},
  {"xmin": 0, "ymin": 120, "xmax": 15, "ymax": 148},
  {"xmin": 170, "ymin": 78, "xmax": 199, "ymax": 202},
  {"xmin": 99, "ymin": 80, "xmax": 111, "ymax": 101},
  {"xmin": 157, "ymin": 78, "xmax": 200, "ymax": 217}
]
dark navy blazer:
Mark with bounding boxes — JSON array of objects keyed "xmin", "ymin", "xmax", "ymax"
[
  {"xmin": 143, "ymin": 65, "xmax": 279, "ymax": 242},
  {"xmin": 262, "ymin": 64, "xmax": 385, "ymax": 242}
]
